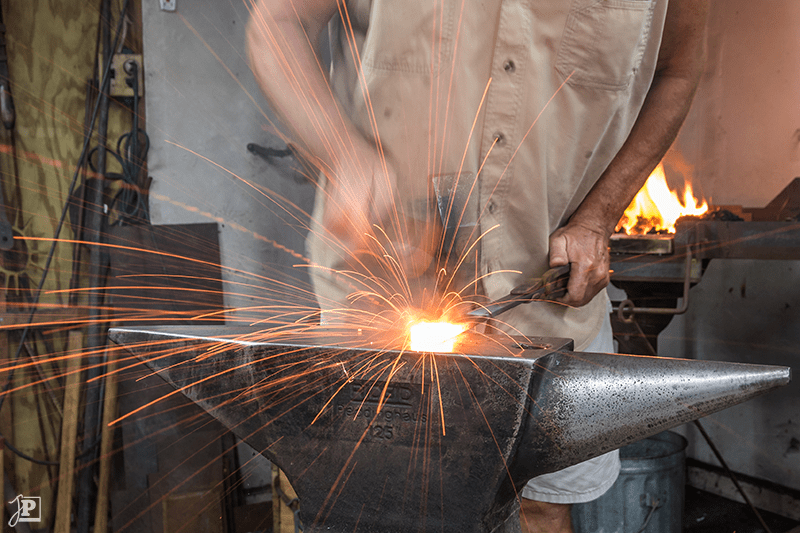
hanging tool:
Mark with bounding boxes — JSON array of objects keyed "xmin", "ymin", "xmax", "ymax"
[
  {"xmin": 464, "ymin": 264, "xmax": 571, "ymax": 321},
  {"xmin": 247, "ymin": 142, "xmax": 293, "ymax": 161},
  {"xmin": 247, "ymin": 142, "xmax": 316, "ymax": 184}
]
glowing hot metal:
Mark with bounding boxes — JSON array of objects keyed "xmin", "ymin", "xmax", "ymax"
[{"xmin": 409, "ymin": 320, "xmax": 467, "ymax": 352}]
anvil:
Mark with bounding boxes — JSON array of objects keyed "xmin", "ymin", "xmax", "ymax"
[{"xmin": 109, "ymin": 326, "xmax": 790, "ymax": 533}]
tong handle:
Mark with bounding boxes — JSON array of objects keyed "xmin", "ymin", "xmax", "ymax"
[
  {"xmin": 510, "ymin": 264, "xmax": 571, "ymax": 300},
  {"xmin": 463, "ymin": 264, "xmax": 571, "ymax": 321}
]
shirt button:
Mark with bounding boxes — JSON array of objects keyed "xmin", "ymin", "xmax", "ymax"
[
  {"xmin": 488, "ymin": 201, "xmax": 496, "ymax": 213},
  {"xmin": 503, "ymin": 60, "xmax": 516, "ymax": 73},
  {"xmin": 493, "ymin": 132, "xmax": 505, "ymax": 144}
]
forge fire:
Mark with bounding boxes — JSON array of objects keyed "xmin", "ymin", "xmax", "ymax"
[{"xmin": 616, "ymin": 163, "xmax": 709, "ymax": 235}]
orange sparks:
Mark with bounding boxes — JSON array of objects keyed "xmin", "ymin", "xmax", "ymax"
[
  {"xmin": 409, "ymin": 320, "xmax": 467, "ymax": 353},
  {"xmin": 616, "ymin": 162, "xmax": 709, "ymax": 235}
]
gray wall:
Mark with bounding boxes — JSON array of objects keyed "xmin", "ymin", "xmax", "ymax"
[
  {"xmin": 143, "ymin": 0, "xmax": 315, "ymax": 321},
  {"xmin": 669, "ymin": 1, "xmax": 800, "ymax": 205},
  {"xmin": 660, "ymin": 261, "xmax": 800, "ymax": 491}
]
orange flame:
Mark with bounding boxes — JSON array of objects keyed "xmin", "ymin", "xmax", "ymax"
[
  {"xmin": 616, "ymin": 163, "xmax": 708, "ymax": 235},
  {"xmin": 409, "ymin": 320, "xmax": 467, "ymax": 353}
]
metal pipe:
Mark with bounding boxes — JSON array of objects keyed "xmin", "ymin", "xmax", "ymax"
[{"xmin": 614, "ymin": 244, "xmax": 693, "ymax": 322}]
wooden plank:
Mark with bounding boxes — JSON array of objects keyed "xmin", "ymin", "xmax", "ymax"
[
  {"xmin": 105, "ymin": 222, "xmax": 224, "ymax": 531},
  {"xmin": 93, "ymin": 342, "xmax": 118, "ymax": 533},
  {"xmin": 54, "ymin": 329, "xmax": 84, "ymax": 533},
  {"xmin": 272, "ymin": 466, "xmax": 298, "ymax": 533},
  {"xmin": 271, "ymin": 465, "xmax": 281, "ymax": 533}
]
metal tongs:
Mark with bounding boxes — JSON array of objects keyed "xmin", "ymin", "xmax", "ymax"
[{"xmin": 464, "ymin": 264, "xmax": 571, "ymax": 321}]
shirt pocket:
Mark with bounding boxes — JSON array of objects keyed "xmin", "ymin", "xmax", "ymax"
[
  {"xmin": 361, "ymin": 0, "xmax": 456, "ymax": 76},
  {"xmin": 555, "ymin": 0, "xmax": 656, "ymax": 90}
]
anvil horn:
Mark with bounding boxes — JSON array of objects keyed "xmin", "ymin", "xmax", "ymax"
[
  {"xmin": 109, "ymin": 326, "xmax": 790, "ymax": 533},
  {"xmin": 512, "ymin": 350, "xmax": 791, "ymax": 481}
]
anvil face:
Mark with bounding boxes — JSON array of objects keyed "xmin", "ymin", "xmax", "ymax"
[{"xmin": 109, "ymin": 325, "xmax": 790, "ymax": 533}]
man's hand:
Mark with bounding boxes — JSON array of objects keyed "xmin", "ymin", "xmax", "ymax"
[
  {"xmin": 549, "ymin": 222, "xmax": 610, "ymax": 308},
  {"xmin": 323, "ymin": 151, "xmax": 437, "ymax": 281},
  {"xmin": 323, "ymin": 149, "xmax": 398, "ymax": 253}
]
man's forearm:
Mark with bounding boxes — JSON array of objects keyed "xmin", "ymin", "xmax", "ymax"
[
  {"xmin": 247, "ymin": 0, "xmax": 399, "ymax": 248},
  {"xmin": 549, "ymin": 0, "xmax": 708, "ymax": 307},
  {"xmin": 568, "ymin": 72, "xmax": 702, "ymax": 238},
  {"xmin": 549, "ymin": 72, "xmax": 704, "ymax": 306},
  {"xmin": 247, "ymin": 0, "xmax": 373, "ymax": 178},
  {"xmin": 569, "ymin": 0, "xmax": 709, "ymax": 238}
]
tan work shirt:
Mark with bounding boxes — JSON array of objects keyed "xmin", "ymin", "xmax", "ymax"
[{"xmin": 310, "ymin": 0, "xmax": 669, "ymax": 350}]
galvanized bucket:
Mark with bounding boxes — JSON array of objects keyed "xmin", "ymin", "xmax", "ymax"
[{"xmin": 572, "ymin": 431, "xmax": 687, "ymax": 533}]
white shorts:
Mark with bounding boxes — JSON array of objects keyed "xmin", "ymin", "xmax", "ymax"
[{"xmin": 520, "ymin": 308, "xmax": 621, "ymax": 504}]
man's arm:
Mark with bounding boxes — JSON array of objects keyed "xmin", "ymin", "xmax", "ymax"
[
  {"xmin": 247, "ymin": 0, "xmax": 395, "ymax": 248},
  {"xmin": 549, "ymin": 0, "xmax": 710, "ymax": 307}
]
